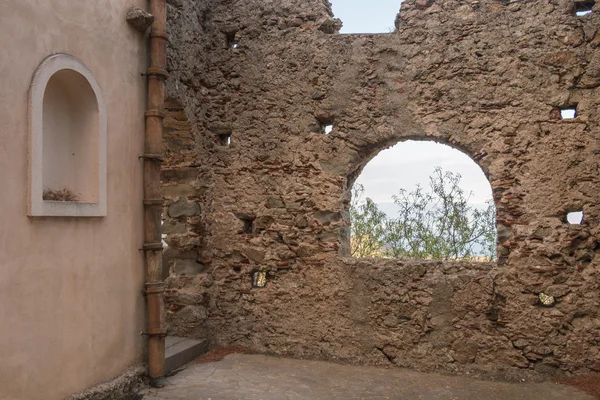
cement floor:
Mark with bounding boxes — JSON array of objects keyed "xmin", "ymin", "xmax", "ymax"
[{"xmin": 140, "ymin": 354, "xmax": 594, "ymax": 400}]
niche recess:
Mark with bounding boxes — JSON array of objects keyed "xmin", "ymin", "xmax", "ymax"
[{"xmin": 28, "ymin": 54, "xmax": 107, "ymax": 217}]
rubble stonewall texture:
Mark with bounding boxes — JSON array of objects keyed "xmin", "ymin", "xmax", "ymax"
[
  {"xmin": 66, "ymin": 366, "xmax": 146, "ymax": 400},
  {"xmin": 160, "ymin": 0, "xmax": 600, "ymax": 378}
]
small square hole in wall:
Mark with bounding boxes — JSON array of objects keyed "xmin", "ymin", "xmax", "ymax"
[
  {"xmin": 225, "ymin": 31, "xmax": 238, "ymax": 49},
  {"xmin": 560, "ymin": 107, "xmax": 577, "ymax": 119},
  {"xmin": 234, "ymin": 212, "xmax": 255, "ymax": 234},
  {"xmin": 566, "ymin": 211, "xmax": 584, "ymax": 224},
  {"xmin": 241, "ymin": 218, "xmax": 253, "ymax": 234},
  {"xmin": 314, "ymin": 112, "xmax": 335, "ymax": 134},
  {"xmin": 575, "ymin": 1, "xmax": 594, "ymax": 16},
  {"xmin": 218, "ymin": 134, "xmax": 231, "ymax": 146},
  {"xmin": 252, "ymin": 271, "xmax": 267, "ymax": 288}
]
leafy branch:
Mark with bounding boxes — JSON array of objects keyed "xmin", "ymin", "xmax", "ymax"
[{"xmin": 350, "ymin": 167, "xmax": 497, "ymax": 261}]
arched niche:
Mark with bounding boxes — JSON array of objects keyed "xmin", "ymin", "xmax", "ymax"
[{"xmin": 28, "ymin": 54, "xmax": 107, "ymax": 217}]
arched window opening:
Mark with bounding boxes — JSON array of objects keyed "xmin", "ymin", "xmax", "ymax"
[
  {"xmin": 330, "ymin": 0, "xmax": 403, "ymax": 34},
  {"xmin": 349, "ymin": 141, "xmax": 496, "ymax": 261}
]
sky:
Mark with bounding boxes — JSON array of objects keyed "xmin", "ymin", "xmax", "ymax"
[
  {"xmin": 329, "ymin": 1, "xmax": 494, "ymax": 216},
  {"xmin": 354, "ymin": 141, "xmax": 493, "ymax": 217},
  {"xmin": 330, "ymin": 0, "xmax": 402, "ymax": 34}
]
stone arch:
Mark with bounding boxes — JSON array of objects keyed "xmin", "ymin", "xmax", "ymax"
[
  {"xmin": 331, "ymin": 125, "xmax": 500, "ymax": 260},
  {"xmin": 28, "ymin": 54, "xmax": 107, "ymax": 217},
  {"xmin": 346, "ymin": 135, "xmax": 492, "ymax": 191}
]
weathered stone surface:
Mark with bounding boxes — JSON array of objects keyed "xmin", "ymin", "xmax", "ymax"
[
  {"xmin": 163, "ymin": 184, "xmax": 205, "ymax": 198},
  {"xmin": 160, "ymin": 0, "xmax": 600, "ymax": 379},
  {"xmin": 67, "ymin": 366, "xmax": 146, "ymax": 400},
  {"xmin": 140, "ymin": 354, "xmax": 595, "ymax": 400},
  {"xmin": 166, "ymin": 0, "xmax": 183, "ymax": 8},
  {"xmin": 545, "ymin": 284, "xmax": 571, "ymax": 298},
  {"xmin": 162, "ymin": 221, "xmax": 188, "ymax": 235},
  {"xmin": 264, "ymin": 197, "xmax": 285, "ymax": 209},
  {"xmin": 207, "ymin": 123, "xmax": 232, "ymax": 136},
  {"xmin": 168, "ymin": 199, "xmax": 200, "ymax": 218},
  {"xmin": 162, "ymin": 168, "xmax": 198, "ymax": 183},
  {"xmin": 125, "ymin": 7, "xmax": 154, "ymax": 33},
  {"xmin": 173, "ymin": 259, "xmax": 205, "ymax": 276},
  {"xmin": 313, "ymin": 211, "xmax": 342, "ymax": 225}
]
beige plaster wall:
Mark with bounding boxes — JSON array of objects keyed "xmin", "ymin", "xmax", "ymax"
[{"xmin": 0, "ymin": 1, "xmax": 147, "ymax": 399}]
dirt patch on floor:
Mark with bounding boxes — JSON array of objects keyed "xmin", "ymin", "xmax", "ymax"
[
  {"xmin": 556, "ymin": 375, "xmax": 600, "ymax": 399},
  {"xmin": 194, "ymin": 346, "xmax": 255, "ymax": 364}
]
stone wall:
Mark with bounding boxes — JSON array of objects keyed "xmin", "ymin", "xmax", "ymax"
[{"xmin": 161, "ymin": 0, "xmax": 600, "ymax": 377}]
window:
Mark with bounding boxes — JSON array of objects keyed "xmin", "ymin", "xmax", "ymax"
[
  {"xmin": 349, "ymin": 140, "xmax": 496, "ymax": 261},
  {"xmin": 28, "ymin": 54, "xmax": 107, "ymax": 217}
]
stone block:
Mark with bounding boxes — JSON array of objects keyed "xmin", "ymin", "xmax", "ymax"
[
  {"xmin": 169, "ymin": 199, "xmax": 201, "ymax": 218},
  {"xmin": 162, "ymin": 221, "xmax": 188, "ymax": 235},
  {"xmin": 126, "ymin": 7, "xmax": 154, "ymax": 33},
  {"xmin": 265, "ymin": 197, "xmax": 285, "ymax": 208},
  {"xmin": 163, "ymin": 184, "xmax": 206, "ymax": 198},
  {"xmin": 165, "ymin": 336, "xmax": 208, "ymax": 373},
  {"xmin": 314, "ymin": 211, "xmax": 342, "ymax": 225},
  {"xmin": 162, "ymin": 168, "xmax": 198, "ymax": 183},
  {"xmin": 254, "ymin": 216, "xmax": 275, "ymax": 230},
  {"xmin": 207, "ymin": 123, "xmax": 232, "ymax": 136},
  {"xmin": 173, "ymin": 259, "xmax": 205, "ymax": 276}
]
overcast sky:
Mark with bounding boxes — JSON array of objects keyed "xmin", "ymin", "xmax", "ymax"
[
  {"xmin": 331, "ymin": 0, "xmax": 401, "ymax": 34},
  {"xmin": 330, "ymin": 1, "xmax": 494, "ymax": 215},
  {"xmin": 355, "ymin": 141, "xmax": 493, "ymax": 217}
]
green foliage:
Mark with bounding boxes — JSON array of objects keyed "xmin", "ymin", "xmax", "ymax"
[
  {"xmin": 350, "ymin": 167, "xmax": 497, "ymax": 261},
  {"xmin": 349, "ymin": 184, "xmax": 387, "ymax": 258}
]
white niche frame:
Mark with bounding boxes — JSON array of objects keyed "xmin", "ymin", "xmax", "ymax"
[{"xmin": 28, "ymin": 54, "xmax": 107, "ymax": 217}]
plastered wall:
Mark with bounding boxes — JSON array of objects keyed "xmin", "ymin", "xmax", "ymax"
[
  {"xmin": 163, "ymin": 0, "xmax": 600, "ymax": 378},
  {"xmin": 0, "ymin": 1, "xmax": 147, "ymax": 398}
]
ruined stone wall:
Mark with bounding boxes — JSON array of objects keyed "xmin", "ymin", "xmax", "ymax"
[{"xmin": 162, "ymin": 0, "xmax": 600, "ymax": 377}]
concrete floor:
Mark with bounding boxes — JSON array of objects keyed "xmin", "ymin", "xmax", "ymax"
[{"xmin": 141, "ymin": 354, "xmax": 594, "ymax": 400}]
